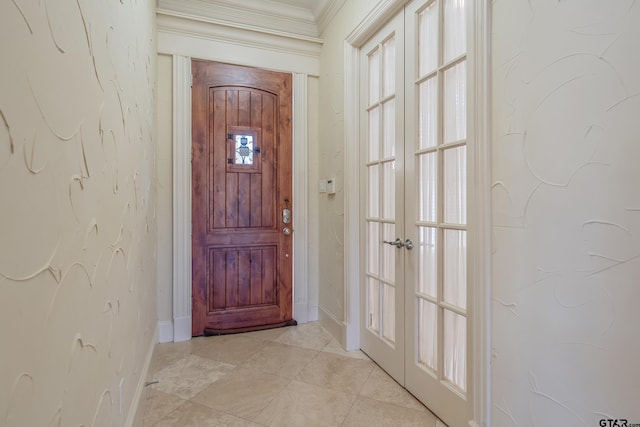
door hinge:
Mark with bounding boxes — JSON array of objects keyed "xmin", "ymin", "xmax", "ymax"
[
  {"xmin": 227, "ymin": 133, "xmax": 233, "ymax": 140},
  {"xmin": 190, "ymin": 223, "xmax": 192, "ymax": 236},
  {"xmin": 190, "ymin": 74, "xmax": 193, "ymax": 88}
]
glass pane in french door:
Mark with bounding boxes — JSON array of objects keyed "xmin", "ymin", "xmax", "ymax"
[
  {"xmin": 443, "ymin": 229, "xmax": 466, "ymax": 310},
  {"xmin": 444, "ymin": 308, "xmax": 467, "ymax": 391},
  {"xmin": 418, "ymin": 298, "xmax": 437, "ymax": 370}
]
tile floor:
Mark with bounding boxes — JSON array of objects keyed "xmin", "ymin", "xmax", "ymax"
[{"xmin": 135, "ymin": 322, "xmax": 448, "ymax": 427}]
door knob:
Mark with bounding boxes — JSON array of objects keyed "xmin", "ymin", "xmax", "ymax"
[
  {"xmin": 283, "ymin": 227, "xmax": 292, "ymax": 235},
  {"xmin": 383, "ymin": 238, "xmax": 404, "ymax": 248},
  {"xmin": 404, "ymin": 239, "xmax": 414, "ymax": 250}
]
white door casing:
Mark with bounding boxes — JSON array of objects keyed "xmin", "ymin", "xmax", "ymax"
[
  {"xmin": 171, "ymin": 58, "xmax": 313, "ymax": 341},
  {"xmin": 161, "ymin": 12, "xmax": 320, "ymax": 341}
]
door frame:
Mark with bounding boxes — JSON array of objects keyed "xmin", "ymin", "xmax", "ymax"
[
  {"xmin": 170, "ymin": 56, "xmax": 313, "ymax": 341},
  {"xmin": 343, "ymin": 1, "xmax": 492, "ymax": 426}
]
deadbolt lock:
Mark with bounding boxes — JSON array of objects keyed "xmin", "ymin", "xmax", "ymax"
[{"xmin": 283, "ymin": 208, "xmax": 291, "ymax": 224}]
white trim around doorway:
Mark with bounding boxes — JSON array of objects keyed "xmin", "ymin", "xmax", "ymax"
[
  {"xmin": 172, "ymin": 55, "xmax": 193, "ymax": 343},
  {"xmin": 159, "ymin": 9, "xmax": 321, "ymax": 342},
  {"xmin": 170, "ymin": 55, "xmax": 316, "ymax": 341}
]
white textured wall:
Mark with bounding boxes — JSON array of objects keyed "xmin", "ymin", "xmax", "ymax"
[
  {"xmin": 0, "ymin": 0, "xmax": 157, "ymax": 425},
  {"xmin": 491, "ymin": 0, "xmax": 640, "ymax": 425},
  {"xmin": 317, "ymin": 0, "xmax": 379, "ymax": 324},
  {"xmin": 156, "ymin": 54, "xmax": 174, "ymax": 331}
]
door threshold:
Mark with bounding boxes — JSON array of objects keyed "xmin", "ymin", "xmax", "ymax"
[{"xmin": 204, "ymin": 319, "xmax": 298, "ymax": 336}]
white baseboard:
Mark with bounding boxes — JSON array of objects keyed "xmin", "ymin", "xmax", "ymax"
[
  {"xmin": 125, "ymin": 324, "xmax": 157, "ymax": 427},
  {"xmin": 308, "ymin": 304, "xmax": 318, "ymax": 322},
  {"xmin": 318, "ymin": 306, "xmax": 346, "ymax": 346},
  {"xmin": 173, "ymin": 316, "xmax": 192, "ymax": 342},
  {"xmin": 294, "ymin": 303, "xmax": 308, "ymax": 323},
  {"xmin": 158, "ymin": 320, "xmax": 174, "ymax": 343},
  {"xmin": 294, "ymin": 303, "xmax": 319, "ymax": 324}
]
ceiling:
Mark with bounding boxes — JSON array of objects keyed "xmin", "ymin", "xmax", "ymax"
[{"xmin": 263, "ymin": 0, "xmax": 334, "ymax": 24}]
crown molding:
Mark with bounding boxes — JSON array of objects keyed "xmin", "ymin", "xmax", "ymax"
[
  {"xmin": 157, "ymin": 13, "xmax": 321, "ymax": 76},
  {"xmin": 157, "ymin": 12, "xmax": 323, "ymax": 56},
  {"xmin": 315, "ymin": 0, "xmax": 346, "ymax": 35},
  {"xmin": 158, "ymin": 0, "xmax": 320, "ymax": 39},
  {"xmin": 346, "ymin": 0, "xmax": 409, "ymax": 47}
]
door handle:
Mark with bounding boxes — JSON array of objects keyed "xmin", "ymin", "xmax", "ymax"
[
  {"xmin": 383, "ymin": 238, "xmax": 404, "ymax": 249},
  {"xmin": 383, "ymin": 238, "xmax": 413, "ymax": 249},
  {"xmin": 283, "ymin": 227, "xmax": 292, "ymax": 235}
]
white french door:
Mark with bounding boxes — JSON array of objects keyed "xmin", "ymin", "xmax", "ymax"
[
  {"xmin": 360, "ymin": 11, "xmax": 405, "ymax": 384},
  {"xmin": 360, "ymin": 1, "xmax": 471, "ymax": 426},
  {"xmin": 404, "ymin": 0, "xmax": 470, "ymax": 426}
]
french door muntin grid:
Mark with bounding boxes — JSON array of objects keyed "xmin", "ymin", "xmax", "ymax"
[
  {"xmin": 413, "ymin": 0, "xmax": 467, "ymax": 394},
  {"xmin": 365, "ymin": 32, "xmax": 399, "ymax": 346}
]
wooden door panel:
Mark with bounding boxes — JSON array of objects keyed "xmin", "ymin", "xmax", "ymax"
[
  {"xmin": 192, "ymin": 60, "xmax": 293, "ymax": 335},
  {"xmin": 211, "ymin": 90, "xmax": 227, "ymax": 230},
  {"xmin": 250, "ymin": 174, "xmax": 262, "ymax": 227},
  {"xmin": 225, "ymin": 173, "xmax": 239, "ymax": 228},
  {"xmin": 205, "ymin": 246, "xmax": 278, "ymax": 309},
  {"xmin": 238, "ymin": 173, "xmax": 250, "ymax": 228},
  {"xmin": 238, "ymin": 91, "xmax": 251, "ymax": 124},
  {"xmin": 203, "ymin": 231, "xmax": 280, "ymax": 246},
  {"xmin": 205, "ymin": 246, "xmax": 279, "ymax": 327},
  {"xmin": 237, "ymin": 250, "xmax": 252, "ymax": 306},
  {"xmin": 211, "ymin": 251, "xmax": 227, "ymax": 310},
  {"xmin": 210, "ymin": 88, "xmax": 277, "ymax": 232}
]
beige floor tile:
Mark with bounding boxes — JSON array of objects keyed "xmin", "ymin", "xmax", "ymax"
[
  {"xmin": 321, "ymin": 338, "xmax": 371, "ymax": 360},
  {"xmin": 141, "ymin": 323, "xmax": 448, "ymax": 427},
  {"xmin": 253, "ymin": 380, "xmax": 357, "ymax": 427},
  {"xmin": 274, "ymin": 322, "xmax": 334, "ymax": 351},
  {"xmin": 342, "ymin": 397, "xmax": 438, "ymax": 427},
  {"xmin": 153, "ymin": 354, "xmax": 236, "ymax": 400},
  {"xmin": 240, "ymin": 342, "xmax": 318, "ymax": 378},
  {"xmin": 141, "ymin": 389, "xmax": 188, "ymax": 427},
  {"xmin": 190, "ymin": 334, "xmax": 267, "ymax": 364},
  {"xmin": 191, "ymin": 367, "xmax": 290, "ymax": 420},
  {"xmin": 153, "ymin": 401, "xmax": 249, "ymax": 427},
  {"xmin": 241, "ymin": 326, "xmax": 290, "ymax": 342},
  {"xmin": 294, "ymin": 351, "xmax": 374, "ymax": 394},
  {"xmin": 151, "ymin": 341, "xmax": 193, "ymax": 374},
  {"xmin": 359, "ymin": 365, "xmax": 427, "ymax": 411}
]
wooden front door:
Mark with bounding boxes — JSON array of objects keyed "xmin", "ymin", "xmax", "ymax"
[{"xmin": 191, "ymin": 60, "xmax": 294, "ymax": 336}]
